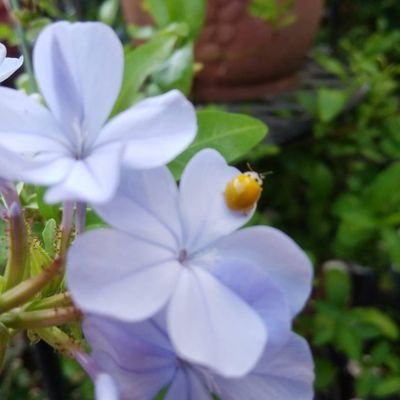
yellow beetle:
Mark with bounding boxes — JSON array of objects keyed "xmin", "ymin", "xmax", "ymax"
[{"xmin": 224, "ymin": 170, "xmax": 264, "ymax": 212}]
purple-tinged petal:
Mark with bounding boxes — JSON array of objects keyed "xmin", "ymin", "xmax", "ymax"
[
  {"xmin": 67, "ymin": 229, "xmax": 181, "ymax": 321},
  {"xmin": 178, "ymin": 149, "xmax": 251, "ymax": 253},
  {"xmin": 0, "ymin": 146, "xmax": 46, "ymax": 182},
  {"xmin": 168, "ymin": 267, "xmax": 267, "ymax": 378},
  {"xmin": 0, "ymin": 56, "xmax": 23, "ymax": 83},
  {"xmin": 44, "ymin": 143, "xmax": 123, "ymax": 203},
  {"xmin": 0, "ymin": 43, "xmax": 5, "ymax": 63},
  {"xmin": 94, "ymin": 166, "xmax": 182, "ymax": 249},
  {"xmin": 215, "ymin": 334, "xmax": 314, "ymax": 400},
  {"xmin": 0, "ymin": 87, "xmax": 69, "ymax": 151},
  {"xmin": 95, "ymin": 374, "xmax": 119, "ymax": 400},
  {"xmin": 84, "ymin": 317, "xmax": 175, "ymax": 400},
  {"xmin": 19, "ymin": 155, "xmax": 74, "ymax": 185},
  {"xmin": 214, "ymin": 226, "xmax": 313, "ymax": 316},
  {"xmin": 96, "ymin": 90, "xmax": 197, "ymax": 169},
  {"xmin": 205, "ymin": 257, "xmax": 291, "ymax": 354},
  {"xmin": 165, "ymin": 369, "xmax": 211, "ymax": 400},
  {"xmin": 33, "ymin": 21, "xmax": 123, "ymax": 147}
]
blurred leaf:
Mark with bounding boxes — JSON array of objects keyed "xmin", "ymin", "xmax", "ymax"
[
  {"xmin": 98, "ymin": 0, "xmax": 119, "ymax": 26},
  {"xmin": 364, "ymin": 162, "xmax": 400, "ymax": 213},
  {"xmin": 324, "ymin": 266, "xmax": 351, "ymax": 307},
  {"xmin": 381, "ymin": 229, "xmax": 400, "ymax": 269},
  {"xmin": 316, "ymin": 53, "xmax": 348, "ymax": 80},
  {"xmin": 42, "ymin": 219, "xmax": 57, "ymax": 258},
  {"xmin": 374, "ymin": 376, "xmax": 400, "ymax": 397},
  {"xmin": 314, "ymin": 358, "xmax": 337, "ymax": 390},
  {"xmin": 169, "ymin": 111, "xmax": 268, "ymax": 179},
  {"xmin": 317, "ymin": 88, "xmax": 347, "ymax": 123},
  {"xmin": 353, "ymin": 308, "xmax": 399, "ymax": 340},
  {"xmin": 112, "ymin": 35, "xmax": 176, "ymax": 115},
  {"xmin": 36, "ymin": 187, "xmax": 60, "ymax": 221},
  {"xmin": 356, "ymin": 369, "xmax": 380, "ymax": 397},
  {"xmin": 145, "ymin": 0, "xmax": 206, "ymax": 38},
  {"xmin": 152, "ymin": 42, "xmax": 194, "ymax": 94},
  {"xmin": 313, "ymin": 313, "xmax": 336, "ymax": 345},
  {"xmin": 336, "ymin": 323, "xmax": 362, "ymax": 359}
]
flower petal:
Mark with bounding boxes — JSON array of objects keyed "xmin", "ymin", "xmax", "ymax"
[
  {"xmin": 96, "ymin": 90, "xmax": 197, "ymax": 169},
  {"xmin": 168, "ymin": 267, "xmax": 267, "ymax": 377},
  {"xmin": 95, "ymin": 374, "xmax": 119, "ymax": 400},
  {"xmin": 67, "ymin": 229, "xmax": 181, "ymax": 321},
  {"xmin": 213, "ymin": 226, "xmax": 313, "ymax": 316},
  {"xmin": 215, "ymin": 334, "xmax": 314, "ymax": 400},
  {"xmin": 0, "ymin": 87, "xmax": 69, "ymax": 152},
  {"xmin": 94, "ymin": 166, "xmax": 181, "ymax": 250},
  {"xmin": 0, "ymin": 43, "xmax": 5, "ymax": 64},
  {"xmin": 206, "ymin": 257, "xmax": 291, "ymax": 354},
  {"xmin": 0, "ymin": 56, "xmax": 23, "ymax": 82},
  {"xmin": 84, "ymin": 317, "xmax": 175, "ymax": 400},
  {"xmin": 44, "ymin": 143, "xmax": 123, "ymax": 203},
  {"xmin": 165, "ymin": 369, "xmax": 211, "ymax": 400},
  {"xmin": 33, "ymin": 21, "xmax": 123, "ymax": 147},
  {"xmin": 178, "ymin": 149, "xmax": 251, "ymax": 253}
]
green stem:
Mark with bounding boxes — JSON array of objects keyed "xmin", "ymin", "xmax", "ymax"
[
  {"xmin": 0, "ymin": 258, "xmax": 63, "ymax": 313},
  {"xmin": 3, "ymin": 203, "xmax": 28, "ymax": 291},
  {"xmin": 27, "ymin": 292, "xmax": 72, "ymax": 311},
  {"xmin": 0, "ymin": 323, "xmax": 10, "ymax": 372},
  {"xmin": 58, "ymin": 202, "xmax": 74, "ymax": 258},
  {"xmin": 0, "ymin": 306, "xmax": 81, "ymax": 329},
  {"xmin": 33, "ymin": 326, "xmax": 82, "ymax": 358},
  {"xmin": 9, "ymin": 0, "xmax": 38, "ymax": 92}
]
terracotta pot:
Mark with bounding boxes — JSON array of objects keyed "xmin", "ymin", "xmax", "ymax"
[
  {"xmin": 121, "ymin": 0, "xmax": 324, "ymax": 101},
  {"xmin": 0, "ymin": 3, "xmax": 10, "ymax": 24}
]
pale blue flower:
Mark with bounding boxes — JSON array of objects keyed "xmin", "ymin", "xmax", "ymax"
[
  {"xmin": 67, "ymin": 149, "xmax": 312, "ymax": 377},
  {"xmin": 0, "ymin": 22, "xmax": 196, "ymax": 203},
  {"xmin": 83, "ymin": 314, "xmax": 314, "ymax": 400},
  {"xmin": 0, "ymin": 43, "xmax": 22, "ymax": 82}
]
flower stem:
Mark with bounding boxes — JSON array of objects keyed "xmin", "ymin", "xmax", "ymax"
[
  {"xmin": 0, "ymin": 306, "xmax": 81, "ymax": 329},
  {"xmin": 58, "ymin": 202, "xmax": 74, "ymax": 257},
  {"xmin": 27, "ymin": 292, "xmax": 72, "ymax": 311},
  {"xmin": 33, "ymin": 326, "xmax": 82, "ymax": 358},
  {"xmin": 3, "ymin": 202, "xmax": 28, "ymax": 291},
  {"xmin": 75, "ymin": 202, "xmax": 87, "ymax": 234},
  {"xmin": 0, "ymin": 258, "xmax": 63, "ymax": 313},
  {"xmin": 9, "ymin": 0, "xmax": 38, "ymax": 93}
]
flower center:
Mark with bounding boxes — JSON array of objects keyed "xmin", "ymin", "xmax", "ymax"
[{"xmin": 178, "ymin": 249, "xmax": 188, "ymax": 263}]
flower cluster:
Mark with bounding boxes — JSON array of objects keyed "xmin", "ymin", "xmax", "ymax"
[{"xmin": 0, "ymin": 21, "xmax": 314, "ymax": 400}]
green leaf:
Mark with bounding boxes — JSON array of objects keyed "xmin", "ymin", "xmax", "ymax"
[
  {"xmin": 98, "ymin": 0, "xmax": 119, "ymax": 26},
  {"xmin": 352, "ymin": 308, "xmax": 399, "ymax": 340},
  {"xmin": 143, "ymin": 0, "xmax": 170, "ymax": 27},
  {"xmin": 317, "ymin": 88, "xmax": 347, "ymax": 122},
  {"xmin": 314, "ymin": 358, "xmax": 337, "ymax": 390},
  {"xmin": 324, "ymin": 265, "xmax": 351, "ymax": 307},
  {"xmin": 381, "ymin": 229, "xmax": 400, "ymax": 269},
  {"xmin": 42, "ymin": 219, "xmax": 57, "ymax": 258},
  {"xmin": 152, "ymin": 42, "xmax": 194, "ymax": 95},
  {"xmin": 36, "ymin": 187, "xmax": 60, "ymax": 221},
  {"xmin": 169, "ymin": 111, "xmax": 268, "ymax": 179},
  {"xmin": 364, "ymin": 162, "xmax": 400, "ymax": 214},
  {"xmin": 336, "ymin": 323, "xmax": 362, "ymax": 359},
  {"xmin": 145, "ymin": 0, "xmax": 206, "ymax": 39},
  {"xmin": 374, "ymin": 376, "xmax": 400, "ymax": 397},
  {"xmin": 111, "ymin": 35, "xmax": 176, "ymax": 115}
]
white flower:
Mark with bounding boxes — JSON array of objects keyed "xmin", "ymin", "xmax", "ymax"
[
  {"xmin": 0, "ymin": 42, "xmax": 22, "ymax": 83},
  {"xmin": 0, "ymin": 22, "xmax": 196, "ymax": 204}
]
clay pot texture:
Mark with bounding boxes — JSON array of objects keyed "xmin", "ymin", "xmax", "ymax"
[
  {"xmin": 122, "ymin": 0, "xmax": 324, "ymax": 101},
  {"xmin": 0, "ymin": 3, "xmax": 10, "ymax": 24}
]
